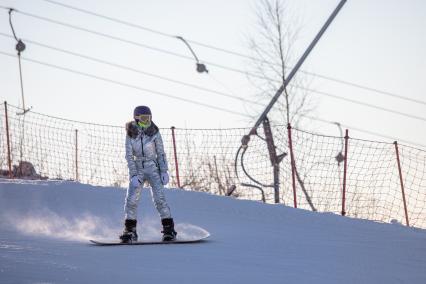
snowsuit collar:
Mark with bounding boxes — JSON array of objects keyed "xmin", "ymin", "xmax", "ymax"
[{"xmin": 126, "ymin": 121, "xmax": 159, "ymax": 138}]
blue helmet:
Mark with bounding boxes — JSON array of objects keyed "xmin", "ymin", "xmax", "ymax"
[{"xmin": 133, "ymin": 106, "xmax": 151, "ymax": 118}]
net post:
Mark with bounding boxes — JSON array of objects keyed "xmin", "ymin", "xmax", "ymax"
[
  {"xmin": 287, "ymin": 123, "xmax": 297, "ymax": 208},
  {"xmin": 393, "ymin": 141, "xmax": 410, "ymax": 227},
  {"xmin": 341, "ymin": 129, "xmax": 349, "ymax": 216},
  {"xmin": 75, "ymin": 129, "xmax": 79, "ymax": 182},
  {"xmin": 4, "ymin": 101, "xmax": 13, "ymax": 178},
  {"xmin": 171, "ymin": 126, "xmax": 181, "ymax": 188}
]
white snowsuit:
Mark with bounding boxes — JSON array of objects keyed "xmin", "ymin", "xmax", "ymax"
[{"xmin": 124, "ymin": 121, "xmax": 171, "ymax": 220}]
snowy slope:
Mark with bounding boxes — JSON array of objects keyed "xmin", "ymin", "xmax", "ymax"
[{"xmin": 0, "ymin": 179, "xmax": 426, "ymax": 284}]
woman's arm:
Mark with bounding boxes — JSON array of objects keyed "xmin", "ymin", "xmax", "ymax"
[
  {"xmin": 125, "ymin": 135, "xmax": 138, "ymax": 178},
  {"xmin": 155, "ymin": 132, "xmax": 169, "ymax": 172}
]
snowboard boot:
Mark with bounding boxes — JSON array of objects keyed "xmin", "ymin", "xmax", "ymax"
[
  {"xmin": 161, "ymin": 218, "xmax": 177, "ymax": 241},
  {"xmin": 119, "ymin": 219, "xmax": 138, "ymax": 243}
]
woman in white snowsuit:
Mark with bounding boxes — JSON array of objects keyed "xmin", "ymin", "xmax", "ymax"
[{"xmin": 120, "ymin": 106, "xmax": 177, "ymax": 243}]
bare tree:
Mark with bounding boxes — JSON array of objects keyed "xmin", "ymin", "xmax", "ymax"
[
  {"xmin": 247, "ymin": 0, "xmax": 316, "ymax": 127},
  {"xmin": 246, "ymin": 0, "xmax": 317, "ymax": 210}
]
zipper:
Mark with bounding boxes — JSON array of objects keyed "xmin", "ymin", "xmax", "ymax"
[{"xmin": 141, "ymin": 132, "xmax": 145, "ymax": 168}]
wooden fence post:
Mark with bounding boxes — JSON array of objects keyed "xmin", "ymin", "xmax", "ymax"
[
  {"xmin": 171, "ymin": 126, "xmax": 181, "ymax": 188},
  {"xmin": 287, "ymin": 123, "xmax": 297, "ymax": 208},
  {"xmin": 341, "ymin": 129, "xmax": 349, "ymax": 216},
  {"xmin": 75, "ymin": 129, "xmax": 79, "ymax": 182},
  {"xmin": 394, "ymin": 141, "xmax": 410, "ymax": 226},
  {"xmin": 4, "ymin": 101, "xmax": 13, "ymax": 178}
]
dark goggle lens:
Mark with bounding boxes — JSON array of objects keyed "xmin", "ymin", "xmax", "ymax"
[{"xmin": 135, "ymin": 114, "xmax": 151, "ymax": 122}]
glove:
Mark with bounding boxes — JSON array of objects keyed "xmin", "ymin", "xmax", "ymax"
[
  {"xmin": 130, "ymin": 175, "xmax": 141, "ymax": 187},
  {"xmin": 160, "ymin": 171, "xmax": 169, "ymax": 185}
]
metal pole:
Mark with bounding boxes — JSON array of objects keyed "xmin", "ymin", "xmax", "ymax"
[
  {"xmin": 242, "ymin": 0, "xmax": 347, "ymax": 146},
  {"xmin": 341, "ymin": 129, "xmax": 349, "ymax": 216},
  {"xmin": 171, "ymin": 127, "xmax": 181, "ymax": 188},
  {"xmin": 287, "ymin": 124, "xmax": 297, "ymax": 208},
  {"xmin": 263, "ymin": 117, "xmax": 280, "ymax": 203},
  {"xmin": 17, "ymin": 55, "xmax": 27, "ymax": 112},
  {"xmin": 394, "ymin": 141, "xmax": 410, "ymax": 227},
  {"xmin": 273, "ymin": 165, "xmax": 280, "ymax": 204},
  {"xmin": 75, "ymin": 129, "xmax": 78, "ymax": 181},
  {"xmin": 4, "ymin": 101, "xmax": 13, "ymax": 178},
  {"xmin": 9, "ymin": 9, "xmax": 30, "ymax": 115}
]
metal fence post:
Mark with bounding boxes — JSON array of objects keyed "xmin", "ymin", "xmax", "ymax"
[
  {"xmin": 171, "ymin": 126, "xmax": 181, "ymax": 188},
  {"xmin": 394, "ymin": 141, "xmax": 410, "ymax": 226},
  {"xmin": 75, "ymin": 129, "xmax": 79, "ymax": 182},
  {"xmin": 4, "ymin": 101, "xmax": 13, "ymax": 178},
  {"xmin": 287, "ymin": 123, "xmax": 297, "ymax": 208},
  {"xmin": 341, "ymin": 129, "xmax": 349, "ymax": 216},
  {"xmin": 263, "ymin": 117, "xmax": 280, "ymax": 203}
]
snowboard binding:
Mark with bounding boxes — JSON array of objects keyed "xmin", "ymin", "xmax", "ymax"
[
  {"xmin": 161, "ymin": 218, "xmax": 177, "ymax": 242},
  {"xmin": 120, "ymin": 219, "xmax": 138, "ymax": 243}
]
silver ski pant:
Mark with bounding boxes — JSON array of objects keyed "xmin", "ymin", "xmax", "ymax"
[{"xmin": 124, "ymin": 161, "xmax": 172, "ymax": 220}]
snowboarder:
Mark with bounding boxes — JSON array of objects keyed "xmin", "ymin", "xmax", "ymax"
[{"xmin": 120, "ymin": 106, "xmax": 177, "ymax": 243}]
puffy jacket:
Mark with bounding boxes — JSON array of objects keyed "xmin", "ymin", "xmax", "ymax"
[{"xmin": 125, "ymin": 121, "xmax": 168, "ymax": 178}]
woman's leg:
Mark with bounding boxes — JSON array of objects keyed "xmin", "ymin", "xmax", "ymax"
[
  {"xmin": 124, "ymin": 178, "xmax": 143, "ymax": 220},
  {"xmin": 146, "ymin": 164, "xmax": 171, "ymax": 219}
]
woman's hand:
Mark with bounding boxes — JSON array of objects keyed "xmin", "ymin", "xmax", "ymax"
[{"xmin": 130, "ymin": 176, "xmax": 141, "ymax": 187}]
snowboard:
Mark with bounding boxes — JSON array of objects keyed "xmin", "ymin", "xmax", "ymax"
[{"xmin": 90, "ymin": 234, "xmax": 209, "ymax": 246}]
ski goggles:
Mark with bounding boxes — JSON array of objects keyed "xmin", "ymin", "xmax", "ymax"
[{"xmin": 134, "ymin": 114, "xmax": 151, "ymax": 123}]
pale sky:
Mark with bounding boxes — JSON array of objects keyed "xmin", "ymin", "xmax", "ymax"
[{"xmin": 1, "ymin": 0, "xmax": 425, "ymax": 148}]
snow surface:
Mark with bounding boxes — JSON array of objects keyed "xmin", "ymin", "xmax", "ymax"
[{"xmin": 0, "ymin": 179, "xmax": 426, "ymax": 284}]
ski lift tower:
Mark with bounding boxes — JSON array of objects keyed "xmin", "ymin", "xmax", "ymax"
[{"xmin": 237, "ymin": 0, "xmax": 348, "ymax": 204}]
